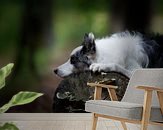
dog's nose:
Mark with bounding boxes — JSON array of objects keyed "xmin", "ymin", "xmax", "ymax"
[{"xmin": 54, "ymin": 69, "xmax": 58, "ymax": 74}]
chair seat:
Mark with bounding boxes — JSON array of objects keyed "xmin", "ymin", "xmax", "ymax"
[{"xmin": 85, "ymin": 100, "xmax": 163, "ymax": 123}]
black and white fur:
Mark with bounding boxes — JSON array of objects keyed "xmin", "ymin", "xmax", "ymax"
[{"xmin": 54, "ymin": 31, "xmax": 163, "ymax": 78}]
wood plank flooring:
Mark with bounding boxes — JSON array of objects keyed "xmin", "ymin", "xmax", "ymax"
[{"xmin": 0, "ymin": 113, "xmax": 140, "ymax": 130}]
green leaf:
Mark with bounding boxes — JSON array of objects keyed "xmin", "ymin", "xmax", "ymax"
[
  {"xmin": 0, "ymin": 63, "xmax": 14, "ymax": 89},
  {"xmin": 0, "ymin": 122, "xmax": 19, "ymax": 130},
  {"xmin": 0, "ymin": 91, "xmax": 43, "ymax": 113}
]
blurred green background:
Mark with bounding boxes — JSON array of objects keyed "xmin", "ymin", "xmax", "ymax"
[{"xmin": 0, "ymin": 0, "xmax": 163, "ymax": 112}]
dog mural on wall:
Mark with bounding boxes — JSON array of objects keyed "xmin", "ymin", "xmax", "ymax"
[
  {"xmin": 54, "ymin": 31, "xmax": 163, "ymax": 78},
  {"xmin": 53, "ymin": 31, "xmax": 163, "ymax": 112}
]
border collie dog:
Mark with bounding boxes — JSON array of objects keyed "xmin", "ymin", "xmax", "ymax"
[{"xmin": 54, "ymin": 31, "xmax": 163, "ymax": 78}]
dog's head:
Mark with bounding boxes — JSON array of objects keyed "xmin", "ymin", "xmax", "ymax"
[{"xmin": 54, "ymin": 33, "xmax": 96, "ymax": 78}]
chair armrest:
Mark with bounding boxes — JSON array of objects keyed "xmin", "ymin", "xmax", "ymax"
[
  {"xmin": 87, "ymin": 82, "xmax": 118, "ymax": 101},
  {"xmin": 137, "ymin": 86, "xmax": 163, "ymax": 118},
  {"xmin": 136, "ymin": 86, "xmax": 163, "ymax": 92},
  {"xmin": 87, "ymin": 83, "xmax": 118, "ymax": 89}
]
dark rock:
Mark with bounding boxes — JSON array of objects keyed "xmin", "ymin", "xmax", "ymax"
[{"xmin": 53, "ymin": 71, "xmax": 129, "ymax": 112}]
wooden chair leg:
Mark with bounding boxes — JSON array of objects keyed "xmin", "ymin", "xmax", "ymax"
[
  {"xmin": 107, "ymin": 88, "xmax": 118, "ymax": 101},
  {"xmin": 121, "ymin": 121, "xmax": 127, "ymax": 130},
  {"xmin": 92, "ymin": 113, "xmax": 98, "ymax": 130},
  {"xmin": 157, "ymin": 91, "xmax": 163, "ymax": 115},
  {"xmin": 108, "ymin": 88, "xmax": 128, "ymax": 129},
  {"xmin": 141, "ymin": 90, "xmax": 152, "ymax": 130}
]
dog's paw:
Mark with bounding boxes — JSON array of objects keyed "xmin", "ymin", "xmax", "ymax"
[{"xmin": 89, "ymin": 63, "xmax": 107, "ymax": 72}]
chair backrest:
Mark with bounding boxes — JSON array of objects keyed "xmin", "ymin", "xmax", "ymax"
[{"xmin": 122, "ymin": 69, "xmax": 163, "ymax": 107}]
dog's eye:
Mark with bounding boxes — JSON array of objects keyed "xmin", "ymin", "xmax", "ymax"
[{"xmin": 70, "ymin": 55, "xmax": 78, "ymax": 64}]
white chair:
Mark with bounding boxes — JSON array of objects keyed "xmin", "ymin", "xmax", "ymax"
[{"xmin": 85, "ymin": 69, "xmax": 163, "ymax": 130}]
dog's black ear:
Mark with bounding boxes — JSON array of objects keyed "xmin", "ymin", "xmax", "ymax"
[
  {"xmin": 84, "ymin": 33, "xmax": 94, "ymax": 43},
  {"xmin": 82, "ymin": 32, "xmax": 96, "ymax": 54},
  {"xmin": 84, "ymin": 33, "xmax": 89, "ymax": 41}
]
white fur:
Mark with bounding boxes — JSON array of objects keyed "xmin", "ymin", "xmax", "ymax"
[
  {"xmin": 90, "ymin": 33, "xmax": 148, "ymax": 77},
  {"xmin": 56, "ymin": 32, "xmax": 149, "ymax": 78},
  {"xmin": 88, "ymin": 32, "xmax": 95, "ymax": 42},
  {"xmin": 57, "ymin": 46, "xmax": 82, "ymax": 77},
  {"xmin": 71, "ymin": 46, "xmax": 82, "ymax": 55},
  {"xmin": 56, "ymin": 60, "xmax": 74, "ymax": 77}
]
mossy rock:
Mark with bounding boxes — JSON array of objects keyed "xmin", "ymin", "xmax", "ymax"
[{"xmin": 53, "ymin": 71, "xmax": 129, "ymax": 112}]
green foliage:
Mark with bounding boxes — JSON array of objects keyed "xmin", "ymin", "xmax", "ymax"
[
  {"xmin": 56, "ymin": 0, "xmax": 109, "ymax": 12},
  {"xmin": 0, "ymin": 91, "xmax": 43, "ymax": 114},
  {"xmin": 0, "ymin": 63, "xmax": 44, "ymax": 130},
  {"xmin": 0, "ymin": 3, "xmax": 22, "ymax": 53},
  {"xmin": 0, "ymin": 63, "xmax": 14, "ymax": 89},
  {"xmin": 54, "ymin": 11, "xmax": 108, "ymax": 49},
  {"xmin": 0, "ymin": 123, "xmax": 19, "ymax": 130}
]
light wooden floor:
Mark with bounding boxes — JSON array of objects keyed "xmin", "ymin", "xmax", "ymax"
[{"xmin": 0, "ymin": 113, "xmax": 140, "ymax": 130}]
